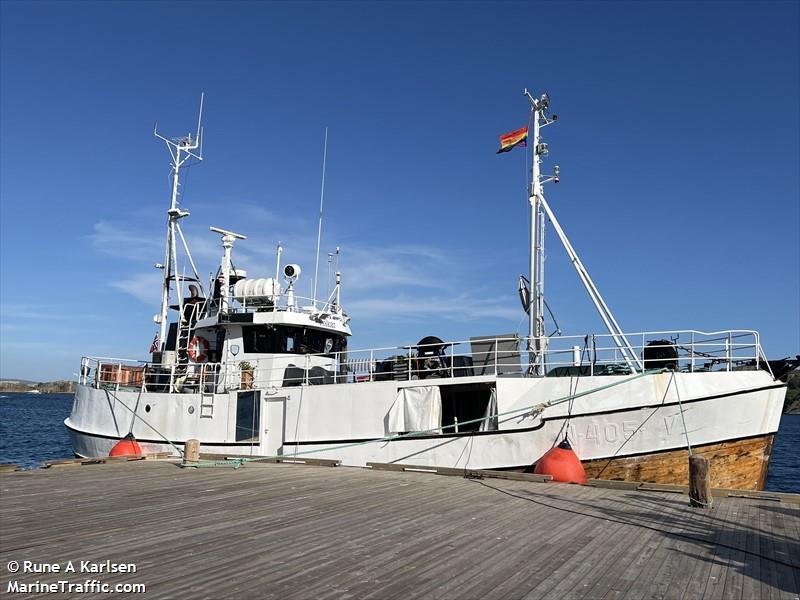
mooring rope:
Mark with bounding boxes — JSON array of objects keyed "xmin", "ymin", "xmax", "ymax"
[
  {"xmin": 102, "ymin": 388, "xmax": 185, "ymax": 457},
  {"xmin": 670, "ymin": 369, "xmax": 693, "ymax": 456},
  {"xmin": 102, "ymin": 366, "xmax": 715, "ymax": 505},
  {"xmin": 193, "ymin": 368, "xmax": 665, "ymax": 468},
  {"xmin": 667, "ymin": 369, "xmax": 713, "ymax": 507}
]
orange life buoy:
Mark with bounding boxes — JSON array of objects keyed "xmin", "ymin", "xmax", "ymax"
[{"xmin": 188, "ymin": 336, "xmax": 209, "ymax": 362}]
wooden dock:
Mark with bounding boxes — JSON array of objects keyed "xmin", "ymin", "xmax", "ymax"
[{"xmin": 1, "ymin": 460, "xmax": 798, "ymax": 599}]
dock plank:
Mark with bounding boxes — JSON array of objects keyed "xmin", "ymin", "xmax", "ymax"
[{"xmin": 1, "ymin": 461, "xmax": 798, "ymax": 599}]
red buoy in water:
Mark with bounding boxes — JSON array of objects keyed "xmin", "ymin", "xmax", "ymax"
[
  {"xmin": 533, "ymin": 439, "xmax": 588, "ymax": 484},
  {"xmin": 109, "ymin": 433, "xmax": 142, "ymax": 457}
]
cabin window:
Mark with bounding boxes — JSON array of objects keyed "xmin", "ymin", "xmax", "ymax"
[{"xmin": 242, "ymin": 325, "xmax": 346, "ymax": 356}]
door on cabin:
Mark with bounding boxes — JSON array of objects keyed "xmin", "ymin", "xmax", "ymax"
[{"xmin": 263, "ymin": 396, "xmax": 287, "ymax": 456}]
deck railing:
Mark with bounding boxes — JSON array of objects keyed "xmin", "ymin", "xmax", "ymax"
[
  {"xmin": 205, "ymin": 293, "xmax": 345, "ymax": 320},
  {"xmin": 78, "ymin": 329, "xmax": 766, "ymax": 393}
]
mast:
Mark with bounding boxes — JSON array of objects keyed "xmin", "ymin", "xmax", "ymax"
[
  {"xmin": 153, "ymin": 94, "xmax": 205, "ymax": 351},
  {"xmin": 521, "ymin": 88, "xmax": 641, "ymax": 374},
  {"xmin": 524, "ymin": 89, "xmax": 556, "ymax": 375}
]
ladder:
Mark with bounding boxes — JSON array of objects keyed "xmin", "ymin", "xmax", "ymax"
[{"xmin": 176, "ymin": 302, "xmax": 201, "ymax": 362}]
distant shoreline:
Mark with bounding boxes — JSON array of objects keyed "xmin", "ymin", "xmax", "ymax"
[
  {"xmin": 0, "ymin": 380, "xmax": 76, "ymax": 394},
  {"xmin": 784, "ymin": 371, "xmax": 800, "ymax": 414}
]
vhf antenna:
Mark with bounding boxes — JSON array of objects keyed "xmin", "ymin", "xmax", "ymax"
[{"xmin": 312, "ymin": 127, "xmax": 329, "ymax": 308}]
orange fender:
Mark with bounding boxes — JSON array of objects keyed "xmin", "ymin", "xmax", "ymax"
[
  {"xmin": 533, "ymin": 439, "xmax": 588, "ymax": 484},
  {"xmin": 109, "ymin": 434, "xmax": 143, "ymax": 457}
]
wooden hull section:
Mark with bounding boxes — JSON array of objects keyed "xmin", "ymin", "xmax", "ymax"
[{"xmin": 581, "ymin": 434, "xmax": 774, "ymax": 491}]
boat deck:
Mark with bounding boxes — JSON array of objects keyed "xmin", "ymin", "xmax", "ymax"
[{"xmin": 1, "ymin": 460, "xmax": 798, "ymax": 599}]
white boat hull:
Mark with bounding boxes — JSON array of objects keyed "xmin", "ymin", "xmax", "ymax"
[{"xmin": 65, "ymin": 369, "xmax": 785, "ymax": 488}]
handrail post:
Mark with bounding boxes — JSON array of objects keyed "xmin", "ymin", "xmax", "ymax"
[
  {"xmin": 726, "ymin": 333, "xmax": 732, "ymax": 371},
  {"xmin": 690, "ymin": 332, "xmax": 695, "ymax": 373},
  {"xmin": 369, "ymin": 350, "xmax": 374, "ymax": 382},
  {"xmin": 755, "ymin": 332, "xmax": 760, "ymax": 369},
  {"xmin": 450, "ymin": 344, "xmax": 454, "ymax": 378},
  {"xmin": 407, "ymin": 351, "xmax": 412, "ymax": 380},
  {"xmin": 116, "ymin": 363, "xmax": 122, "ymax": 392},
  {"xmin": 494, "ymin": 339, "xmax": 498, "ymax": 376}
]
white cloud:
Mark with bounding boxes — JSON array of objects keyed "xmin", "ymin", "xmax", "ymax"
[
  {"xmin": 90, "ymin": 220, "xmax": 163, "ymax": 259},
  {"xmin": 88, "ymin": 211, "xmax": 520, "ymax": 329},
  {"xmin": 346, "ymin": 293, "xmax": 520, "ymax": 324},
  {"xmin": 109, "ymin": 271, "xmax": 162, "ymax": 305},
  {"xmin": 0, "ymin": 304, "xmax": 106, "ymax": 322}
]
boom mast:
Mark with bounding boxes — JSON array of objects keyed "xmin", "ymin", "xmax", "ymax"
[{"xmin": 522, "ymin": 88, "xmax": 641, "ymax": 374}]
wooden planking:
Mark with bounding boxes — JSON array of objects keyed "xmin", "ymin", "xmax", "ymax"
[
  {"xmin": 582, "ymin": 435, "xmax": 775, "ymax": 491},
  {"xmin": 1, "ymin": 461, "xmax": 798, "ymax": 600},
  {"xmin": 367, "ymin": 461, "xmax": 553, "ymax": 483},
  {"xmin": 198, "ymin": 453, "xmax": 341, "ymax": 467}
]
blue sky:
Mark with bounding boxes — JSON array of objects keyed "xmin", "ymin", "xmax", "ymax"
[{"xmin": 1, "ymin": 1, "xmax": 798, "ymax": 380}]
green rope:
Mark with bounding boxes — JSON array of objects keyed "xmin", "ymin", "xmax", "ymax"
[{"xmin": 194, "ymin": 368, "xmax": 665, "ymax": 468}]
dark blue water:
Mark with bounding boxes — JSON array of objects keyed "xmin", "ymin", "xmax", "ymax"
[
  {"xmin": 766, "ymin": 413, "xmax": 800, "ymax": 492},
  {"xmin": 0, "ymin": 393, "xmax": 74, "ymax": 467},
  {"xmin": 0, "ymin": 393, "xmax": 798, "ymax": 491}
]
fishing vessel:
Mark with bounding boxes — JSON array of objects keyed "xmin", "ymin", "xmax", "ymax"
[{"xmin": 65, "ymin": 91, "xmax": 788, "ymax": 490}]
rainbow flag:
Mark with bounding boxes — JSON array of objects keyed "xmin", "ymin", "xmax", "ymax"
[{"xmin": 496, "ymin": 124, "xmax": 529, "ymax": 154}]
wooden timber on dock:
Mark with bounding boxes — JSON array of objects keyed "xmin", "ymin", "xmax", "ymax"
[{"xmin": 1, "ymin": 461, "xmax": 798, "ymax": 599}]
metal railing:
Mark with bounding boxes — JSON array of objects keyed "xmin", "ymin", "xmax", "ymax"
[
  {"xmin": 77, "ymin": 329, "xmax": 766, "ymax": 393},
  {"xmin": 79, "ymin": 356, "xmax": 244, "ymax": 394},
  {"xmin": 205, "ymin": 292, "xmax": 346, "ymax": 320}
]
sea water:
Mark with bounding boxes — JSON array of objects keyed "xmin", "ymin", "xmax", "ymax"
[{"xmin": 0, "ymin": 392, "xmax": 798, "ymax": 492}]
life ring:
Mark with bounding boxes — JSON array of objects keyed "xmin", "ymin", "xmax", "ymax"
[{"xmin": 188, "ymin": 336, "xmax": 209, "ymax": 362}]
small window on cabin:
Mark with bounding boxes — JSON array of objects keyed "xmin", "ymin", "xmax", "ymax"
[
  {"xmin": 287, "ymin": 336, "xmax": 295, "ymax": 352},
  {"xmin": 243, "ymin": 325, "xmax": 287, "ymax": 353}
]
